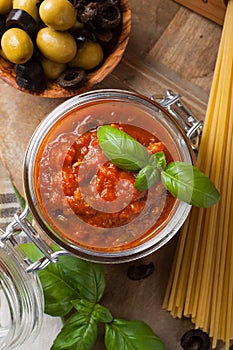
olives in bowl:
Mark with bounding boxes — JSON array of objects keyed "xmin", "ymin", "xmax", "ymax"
[{"xmin": 0, "ymin": 0, "xmax": 131, "ymax": 98}]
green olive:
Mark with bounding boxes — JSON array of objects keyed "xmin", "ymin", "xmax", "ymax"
[
  {"xmin": 69, "ymin": 42, "xmax": 104, "ymax": 70},
  {"xmin": 13, "ymin": 0, "xmax": 39, "ymax": 22},
  {"xmin": 39, "ymin": 0, "xmax": 76, "ymax": 31},
  {"xmin": 41, "ymin": 57, "xmax": 66, "ymax": 79},
  {"xmin": 36, "ymin": 27, "xmax": 77, "ymax": 64},
  {"xmin": 0, "ymin": 0, "xmax": 12, "ymax": 15},
  {"xmin": 1, "ymin": 28, "xmax": 33, "ymax": 64}
]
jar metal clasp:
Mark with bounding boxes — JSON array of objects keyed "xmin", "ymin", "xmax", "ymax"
[
  {"xmin": 151, "ymin": 89, "xmax": 203, "ymax": 151},
  {"xmin": 0, "ymin": 205, "xmax": 69, "ymax": 273}
]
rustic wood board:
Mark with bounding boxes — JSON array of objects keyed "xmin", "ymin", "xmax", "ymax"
[
  {"xmin": 0, "ymin": 1, "xmax": 225, "ymax": 349},
  {"xmin": 174, "ymin": 0, "xmax": 226, "ymax": 25}
]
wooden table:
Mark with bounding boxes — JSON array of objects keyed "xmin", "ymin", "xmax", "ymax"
[{"xmin": 0, "ymin": 1, "xmax": 225, "ymax": 349}]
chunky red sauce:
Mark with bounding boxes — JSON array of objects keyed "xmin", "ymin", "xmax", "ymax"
[{"xmin": 35, "ymin": 101, "xmax": 178, "ymax": 251}]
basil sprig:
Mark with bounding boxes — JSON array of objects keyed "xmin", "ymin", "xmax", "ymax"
[
  {"xmin": 97, "ymin": 124, "xmax": 150, "ymax": 171},
  {"xmin": 23, "ymin": 244, "xmax": 166, "ymax": 350},
  {"xmin": 97, "ymin": 125, "xmax": 220, "ymax": 208}
]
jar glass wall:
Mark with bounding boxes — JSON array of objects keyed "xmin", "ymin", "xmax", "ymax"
[{"xmin": 0, "ymin": 239, "xmax": 44, "ymax": 349}]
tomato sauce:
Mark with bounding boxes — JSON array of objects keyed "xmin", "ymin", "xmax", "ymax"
[{"xmin": 35, "ymin": 100, "xmax": 178, "ymax": 251}]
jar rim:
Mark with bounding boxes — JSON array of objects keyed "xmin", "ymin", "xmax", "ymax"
[{"xmin": 23, "ymin": 89, "xmax": 195, "ymax": 263}]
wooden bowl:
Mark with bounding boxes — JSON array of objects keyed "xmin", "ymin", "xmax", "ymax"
[{"xmin": 0, "ymin": 0, "xmax": 131, "ymax": 98}]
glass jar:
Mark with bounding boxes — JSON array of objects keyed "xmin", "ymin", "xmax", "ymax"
[
  {"xmin": 0, "ymin": 232, "xmax": 44, "ymax": 350},
  {"xmin": 0, "ymin": 89, "xmax": 202, "ymax": 349},
  {"xmin": 21, "ymin": 89, "xmax": 201, "ymax": 264}
]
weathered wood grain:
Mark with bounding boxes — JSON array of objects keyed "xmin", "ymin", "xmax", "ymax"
[
  {"xmin": 174, "ymin": 0, "xmax": 226, "ymax": 25},
  {"xmin": 149, "ymin": 7, "xmax": 222, "ymax": 92}
]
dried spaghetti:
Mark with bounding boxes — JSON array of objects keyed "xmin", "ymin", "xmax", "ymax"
[{"xmin": 163, "ymin": 0, "xmax": 233, "ymax": 348}]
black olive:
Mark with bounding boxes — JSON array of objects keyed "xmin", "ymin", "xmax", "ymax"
[
  {"xmin": 181, "ymin": 329, "xmax": 211, "ymax": 350},
  {"xmin": 75, "ymin": 1, "xmax": 99, "ymax": 24},
  {"xmin": 95, "ymin": 29, "xmax": 113, "ymax": 44},
  {"xmin": 57, "ymin": 68, "xmax": 86, "ymax": 89},
  {"xmin": 127, "ymin": 262, "xmax": 155, "ymax": 280},
  {"xmin": 6, "ymin": 9, "xmax": 37, "ymax": 36},
  {"xmin": 100, "ymin": 0, "xmax": 121, "ymax": 6},
  {"xmin": 15, "ymin": 59, "xmax": 47, "ymax": 91},
  {"xmin": 0, "ymin": 15, "xmax": 6, "ymax": 39},
  {"xmin": 15, "ymin": 58, "xmax": 44, "ymax": 79},
  {"xmin": 95, "ymin": 3, "xmax": 121, "ymax": 29},
  {"xmin": 74, "ymin": 29, "xmax": 97, "ymax": 43},
  {"xmin": 72, "ymin": 0, "xmax": 94, "ymax": 8},
  {"xmin": 16, "ymin": 75, "xmax": 47, "ymax": 91}
]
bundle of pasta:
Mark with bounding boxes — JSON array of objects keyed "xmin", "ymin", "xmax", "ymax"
[{"xmin": 163, "ymin": 0, "xmax": 233, "ymax": 348}]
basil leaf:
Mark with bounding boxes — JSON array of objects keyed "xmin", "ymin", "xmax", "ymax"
[
  {"xmin": 19, "ymin": 245, "xmax": 105, "ymax": 315},
  {"xmin": 72, "ymin": 299, "xmax": 113, "ymax": 323},
  {"xmin": 19, "ymin": 243, "xmax": 43, "ymax": 262},
  {"xmin": 71, "ymin": 298, "xmax": 95, "ymax": 314},
  {"xmin": 149, "ymin": 152, "xmax": 166, "ymax": 170},
  {"xmin": 18, "ymin": 244, "xmax": 76, "ymax": 316},
  {"xmin": 92, "ymin": 304, "xmax": 113, "ymax": 323},
  {"xmin": 161, "ymin": 162, "xmax": 220, "ymax": 207},
  {"xmin": 51, "ymin": 311, "xmax": 98, "ymax": 350},
  {"xmin": 105, "ymin": 319, "xmax": 166, "ymax": 350},
  {"xmin": 97, "ymin": 125, "xmax": 150, "ymax": 171},
  {"xmin": 58, "ymin": 255, "xmax": 105, "ymax": 303},
  {"xmin": 135, "ymin": 165, "xmax": 159, "ymax": 191},
  {"xmin": 38, "ymin": 263, "xmax": 79, "ymax": 317}
]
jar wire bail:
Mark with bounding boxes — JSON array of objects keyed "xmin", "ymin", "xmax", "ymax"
[
  {"xmin": 0, "ymin": 205, "xmax": 69, "ymax": 273},
  {"xmin": 151, "ymin": 89, "xmax": 203, "ymax": 151}
]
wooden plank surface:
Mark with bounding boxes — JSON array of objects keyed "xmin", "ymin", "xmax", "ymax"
[
  {"xmin": 174, "ymin": 0, "xmax": 227, "ymax": 25},
  {"xmin": 0, "ymin": 1, "xmax": 225, "ymax": 349}
]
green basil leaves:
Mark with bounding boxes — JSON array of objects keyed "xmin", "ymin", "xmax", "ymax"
[
  {"xmin": 161, "ymin": 162, "xmax": 220, "ymax": 208},
  {"xmin": 97, "ymin": 125, "xmax": 150, "ymax": 171},
  {"xmin": 51, "ymin": 310, "xmax": 98, "ymax": 350},
  {"xmin": 97, "ymin": 125, "xmax": 220, "ymax": 208},
  {"xmin": 23, "ymin": 243, "xmax": 166, "ymax": 350},
  {"xmin": 59, "ymin": 254, "xmax": 105, "ymax": 303},
  {"xmin": 135, "ymin": 165, "xmax": 159, "ymax": 191},
  {"xmin": 105, "ymin": 319, "xmax": 166, "ymax": 350}
]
